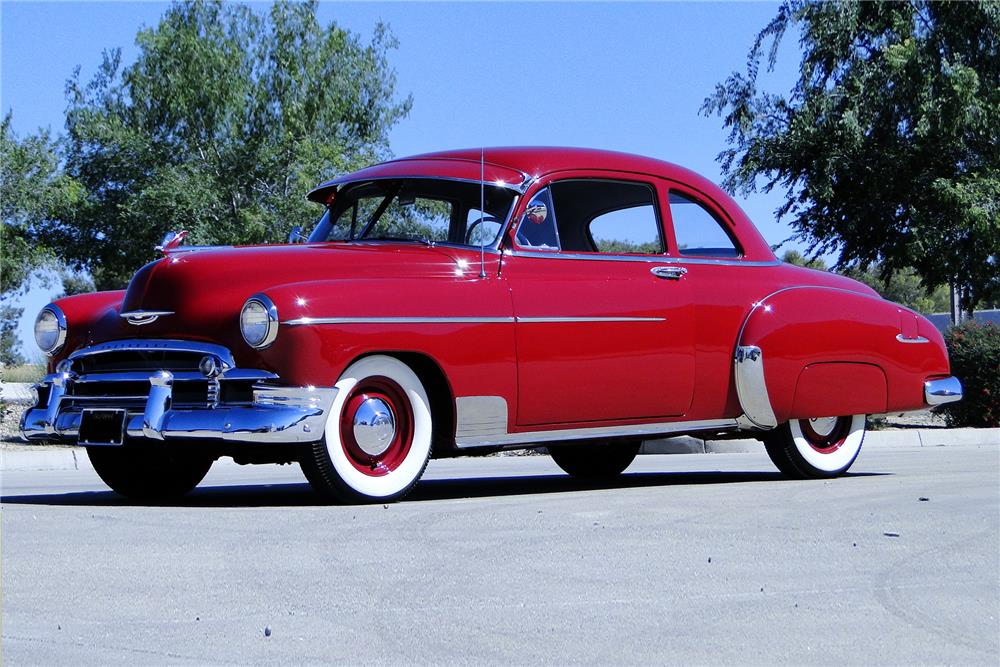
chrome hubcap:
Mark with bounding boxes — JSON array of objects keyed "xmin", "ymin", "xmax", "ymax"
[
  {"xmin": 808, "ymin": 417, "xmax": 839, "ymax": 438},
  {"xmin": 352, "ymin": 397, "xmax": 396, "ymax": 456}
]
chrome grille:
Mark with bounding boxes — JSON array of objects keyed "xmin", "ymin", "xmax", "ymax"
[
  {"xmin": 73, "ymin": 350, "xmax": 205, "ymax": 374},
  {"xmin": 62, "ymin": 339, "xmax": 236, "ymax": 410}
]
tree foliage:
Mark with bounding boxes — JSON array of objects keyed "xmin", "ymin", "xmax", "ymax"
[
  {"xmin": 1, "ymin": 115, "xmax": 85, "ymax": 363},
  {"xmin": 1, "ymin": 115, "xmax": 82, "ymax": 298},
  {"xmin": 35, "ymin": 0, "xmax": 410, "ymax": 290},
  {"xmin": 704, "ymin": 1, "xmax": 1000, "ymax": 313},
  {"xmin": 781, "ymin": 249, "xmax": 951, "ymax": 313}
]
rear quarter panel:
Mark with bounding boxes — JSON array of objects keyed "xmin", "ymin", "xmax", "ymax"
[{"xmin": 738, "ymin": 285, "xmax": 951, "ymax": 421}]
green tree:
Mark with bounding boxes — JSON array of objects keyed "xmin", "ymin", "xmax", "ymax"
[
  {"xmin": 703, "ymin": 1, "xmax": 1000, "ymax": 315},
  {"xmin": 1, "ymin": 115, "xmax": 84, "ymax": 364},
  {"xmin": 843, "ymin": 264, "xmax": 951, "ymax": 314},
  {"xmin": 38, "ymin": 0, "xmax": 410, "ymax": 290},
  {"xmin": 780, "ymin": 248, "xmax": 827, "ymax": 270}
]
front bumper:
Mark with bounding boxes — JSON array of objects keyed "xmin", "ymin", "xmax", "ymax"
[
  {"xmin": 924, "ymin": 376, "xmax": 963, "ymax": 406},
  {"xmin": 20, "ymin": 369, "xmax": 337, "ymax": 446}
]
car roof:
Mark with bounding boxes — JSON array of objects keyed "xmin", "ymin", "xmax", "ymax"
[
  {"xmin": 308, "ymin": 146, "xmax": 775, "ymax": 260},
  {"xmin": 310, "ymin": 147, "xmax": 719, "ymax": 196}
]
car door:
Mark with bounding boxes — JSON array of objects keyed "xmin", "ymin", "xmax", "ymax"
[{"xmin": 503, "ymin": 174, "xmax": 696, "ymax": 427}]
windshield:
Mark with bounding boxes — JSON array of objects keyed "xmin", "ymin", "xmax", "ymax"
[{"xmin": 308, "ymin": 178, "xmax": 518, "ymax": 247}]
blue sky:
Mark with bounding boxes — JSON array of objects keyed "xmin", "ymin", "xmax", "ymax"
[{"xmin": 2, "ymin": 1, "xmax": 801, "ymax": 360}]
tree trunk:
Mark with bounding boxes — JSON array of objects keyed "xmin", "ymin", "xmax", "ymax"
[{"xmin": 950, "ymin": 281, "xmax": 963, "ymax": 325}]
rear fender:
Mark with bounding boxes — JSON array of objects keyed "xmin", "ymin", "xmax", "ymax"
[{"xmin": 734, "ymin": 286, "xmax": 949, "ymax": 427}]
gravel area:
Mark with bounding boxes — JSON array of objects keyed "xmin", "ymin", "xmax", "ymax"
[{"xmin": 1, "ymin": 401, "xmax": 29, "ymax": 445}]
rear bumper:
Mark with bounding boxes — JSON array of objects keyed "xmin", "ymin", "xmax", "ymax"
[
  {"xmin": 924, "ymin": 376, "xmax": 963, "ymax": 406},
  {"xmin": 19, "ymin": 371, "xmax": 337, "ymax": 446}
]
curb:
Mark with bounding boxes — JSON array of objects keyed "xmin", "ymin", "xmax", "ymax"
[
  {"xmin": 2, "ymin": 428, "xmax": 996, "ymax": 472},
  {"xmin": 0, "ymin": 381, "xmax": 36, "ymax": 404},
  {"xmin": 1, "ymin": 447, "xmax": 92, "ymax": 472},
  {"xmin": 637, "ymin": 427, "xmax": 999, "ymax": 454}
]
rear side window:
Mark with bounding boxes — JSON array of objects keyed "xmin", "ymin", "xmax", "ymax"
[{"xmin": 669, "ymin": 192, "xmax": 739, "ymax": 258}]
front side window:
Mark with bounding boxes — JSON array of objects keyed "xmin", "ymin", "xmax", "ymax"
[
  {"xmin": 669, "ymin": 191, "xmax": 740, "ymax": 258},
  {"xmin": 309, "ymin": 178, "xmax": 517, "ymax": 247},
  {"xmin": 549, "ymin": 180, "xmax": 664, "ymax": 254}
]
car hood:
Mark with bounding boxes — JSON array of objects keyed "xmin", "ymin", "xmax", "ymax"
[{"xmin": 110, "ymin": 242, "xmax": 474, "ymax": 345}]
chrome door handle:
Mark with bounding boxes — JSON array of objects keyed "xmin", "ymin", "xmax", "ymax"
[{"xmin": 651, "ymin": 266, "xmax": 687, "ymax": 280}]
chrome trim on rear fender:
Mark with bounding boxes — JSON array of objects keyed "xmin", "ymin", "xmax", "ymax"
[
  {"xmin": 924, "ymin": 376, "xmax": 962, "ymax": 406},
  {"xmin": 895, "ymin": 334, "xmax": 930, "ymax": 344},
  {"xmin": 733, "ymin": 345, "xmax": 778, "ymax": 429}
]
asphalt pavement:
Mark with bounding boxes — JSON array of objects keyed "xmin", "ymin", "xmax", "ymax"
[{"xmin": 2, "ymin": 445, "xmax": 998, "ymax": 666}]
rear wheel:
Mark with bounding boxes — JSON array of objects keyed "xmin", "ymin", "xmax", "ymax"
[
  {"xmin": 87, "ymin": 444, "xmax": 213, "ymax": 500},
  {"xmin": 549, "ymin": 440, "xmax": 641, "ymax": 480},
  {"xmin": 763, "ymin": 414, "xmax": 866, "ymax": 478},
  {"xmin": 300, "ymin": 355, "xmax": 433, "ymax": 504}
]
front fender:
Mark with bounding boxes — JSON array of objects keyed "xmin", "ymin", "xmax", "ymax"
[
  {"xmin": 735, "ymin": 286, "xmax": 950, "ymax": 426},
  {"xmin": 245, "ymin": 277, "xmax": 517, "ymax": 403},
  {"xmin": 45, "ymin": 291, "xmax": 126, "ymax": 368}
]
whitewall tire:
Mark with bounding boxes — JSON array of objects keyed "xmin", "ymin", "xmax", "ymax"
[
  {"xmin": 300, "ymin": 355, "xmax": 433, "ymax": 503},
  {"xmin": 763, "ymin": 414, "xmax": 866, "ymax": 478}
]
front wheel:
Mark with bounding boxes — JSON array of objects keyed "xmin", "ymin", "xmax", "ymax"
[
  {"xmin": 87, "ymin": 444, "xmax": 214, "ymax": 500},
  {"xmin": 763, "ymin": 414, "xmax": 866, "ymax": 478},
  {"xmin": 549, "ymin": 440, "xmax": 641, "ymax": 480},
  {"xmin": 300, "ymin": 355, "xmax": 433, "ymax": 504}
]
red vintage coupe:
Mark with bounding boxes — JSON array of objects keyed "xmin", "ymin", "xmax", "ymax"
[{"xmin": 22, "ymin": 147, "xmax": 962, "ymax": 502}]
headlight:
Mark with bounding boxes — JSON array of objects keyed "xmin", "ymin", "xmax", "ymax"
[
  {"xmin": 34, "ymin": 305, "xmax": 67, "ymax": 355},
  {"xmin": 240, "ymin": 294, "xmax": 278, "ymax": 349}
]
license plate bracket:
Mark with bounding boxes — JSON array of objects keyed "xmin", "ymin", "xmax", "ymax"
[{"xmin": 79, "ymin": 409, "xmax": 127, "ymax": 446}]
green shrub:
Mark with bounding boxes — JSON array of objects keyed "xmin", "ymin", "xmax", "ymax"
[
  {"xmin": 0, "ymin": 364, "xmax": 45, "ymax": 383},
  {"xmin": 938, "ymin": 322, "xmax": 1000, "ymax": 428}
]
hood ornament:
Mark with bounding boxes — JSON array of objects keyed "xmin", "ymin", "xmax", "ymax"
[
  {"xmin": 120, "ymin": 310, "xmax": 174, "ymax": 326},
  {"xmin": 156, "ymin": 230, "xmax": 188, "ymax": 254}
]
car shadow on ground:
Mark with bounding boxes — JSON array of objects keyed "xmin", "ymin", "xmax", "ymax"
[{"xmin": 0, "ymin": 469, "xmax": 889, "ymax": 508}]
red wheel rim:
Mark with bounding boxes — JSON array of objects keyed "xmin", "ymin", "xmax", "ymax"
[
  {"xmin": 798, "ymin": 417, "xmax": 852, "ymax": 454},
  {"xmin": 339, "ymin": 376, "xmax": 413, "ymax": 477}
]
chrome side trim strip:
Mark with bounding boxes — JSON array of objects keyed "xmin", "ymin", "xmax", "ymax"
[
  {"xmin": 896, "ymin": 334, "xmax": 930, "ymax": 344},
  {"xmin": 453, "ymin": 395, "xmax": 738, "ymax": 447},
  {"xmin": 508, "ymin": 249, "xmax": 780, "ymax": 267},
  {"xmin": 517, "ymin": 316, "xmax": 664, "ymax": 323},
  {"xmin": 924, "ymin": 376, "xmax": 962, "ymax": 406},
  {"xmin": 284, "ymin": 316, "xmax": 664, "ymax": 326},
  {"xmin": 733, "ymin": 345, "xmax": 778, "ymax": 429},
  {"xmin": 284, "ymin": 316, "xmax": 516, "ymax": 326}
]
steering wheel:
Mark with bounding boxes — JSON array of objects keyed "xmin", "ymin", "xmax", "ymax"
[{"xmin": 465, "ymin": 216, "xmax": 503, "ymax": 245}]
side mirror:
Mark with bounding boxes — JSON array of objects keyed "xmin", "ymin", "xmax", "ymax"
[{"xmin": 288, "ymin": 226, "xmax": 306, "ymax": 243}]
